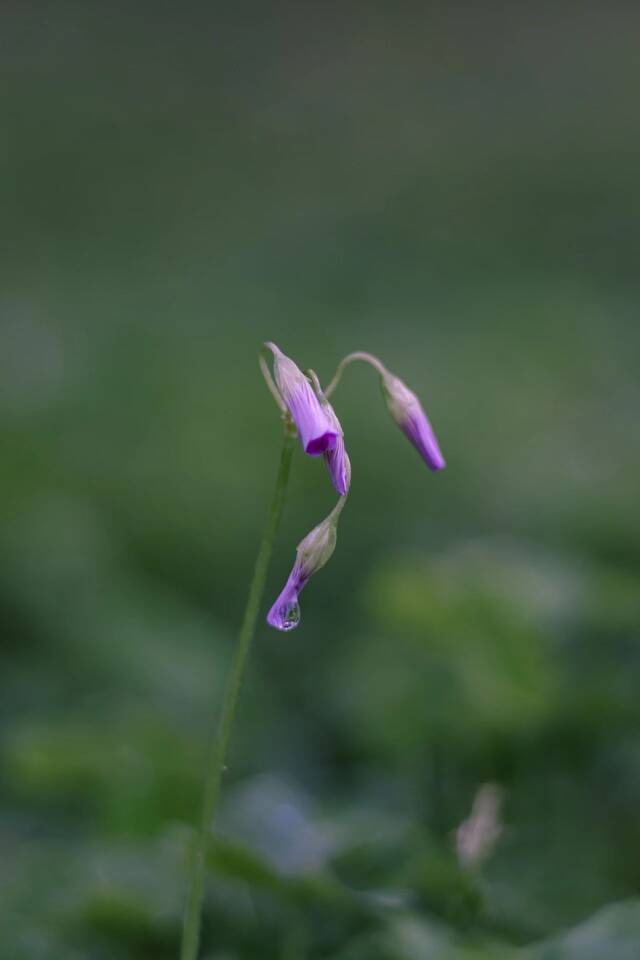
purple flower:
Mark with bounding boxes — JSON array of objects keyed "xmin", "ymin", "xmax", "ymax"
[
  {"xmin": 267, "ymin": 503, "xmax": 343, "ymax": 632},
  {"xmin": 265, "ymin": 343, "xmax": 338, "ymax": 456},
  {"xmin": 381, "ymin": 371, "xmax": 445, "ymax": 471}
]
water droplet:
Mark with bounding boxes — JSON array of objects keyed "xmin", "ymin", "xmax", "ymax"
[{"xmin": 281, "ymin": 601, "xmax": 301, "ymax": 631}]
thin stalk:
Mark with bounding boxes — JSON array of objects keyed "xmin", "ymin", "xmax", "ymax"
[
  {"xmin": 324, "ymin": 351, "xmax": 387, "ymax": 398},
  {"xmin": 180, "ymin": 424, "xmax": 296, "ymax": 960}
]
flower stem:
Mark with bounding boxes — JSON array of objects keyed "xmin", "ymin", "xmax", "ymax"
[
  {"xmin": 324, "ymin": 351, "xmax": 387, "ymax": 398},
  {"xmin": 180, "ymin": 424, "xmax": 295, "ymax": 960}
]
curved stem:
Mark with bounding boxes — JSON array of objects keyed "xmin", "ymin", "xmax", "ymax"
[
  {"xmin": 324, "ymin": 351, "xmax": 388, "ymax": 398},
  {"xmin": 180, "ymin": 426, "xmax": 295, "ymax": 960}
]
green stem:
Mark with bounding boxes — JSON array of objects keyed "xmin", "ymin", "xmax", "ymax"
[
  {"xmin": 324, "ymin": 351, "xmax": 387, "ymax": 399},
  {"xmin": 180, "ymin": 425, "xmax": 295, "ymax": 960}
]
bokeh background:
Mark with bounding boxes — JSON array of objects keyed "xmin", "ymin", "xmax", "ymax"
[{"xmin": 2, "ymin": 3, "xmax": 640, "ymax": 958}]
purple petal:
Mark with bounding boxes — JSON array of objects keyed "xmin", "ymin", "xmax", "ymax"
[
  {"xmin": 266, "ymin": 343, "xmax": 338, "ymax": 457},
  {"xmin": 267, "ymin": 567, "xmax": 309, "ymax": 632},
  {"xmin": 324, "ymin": 434, "xmax": 350, "ymax": 495},
  {"xmin": 402, "ymin": 408, "xmax": 446, "ymax": 471},
  {"xmin": 287, "ymin": 382, "xmax": 338, "ymax": 456},
  {"xmin": 381, "ymin": 370, "xmax": 445, "ymax": 473}
]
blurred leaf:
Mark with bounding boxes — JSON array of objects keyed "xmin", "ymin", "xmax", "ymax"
[
  {"xmin": 2, "ymin": 712, "xmax": 200, "ymax": 833},
  {"xmin": 523, "ymin": 900, "xmax": 640, "ymax": 960}
]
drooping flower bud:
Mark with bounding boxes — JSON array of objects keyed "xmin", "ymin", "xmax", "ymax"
[
  {"xmin": 267, "ymin": 499, "xmax": 345, "ymax": 631},
  {"xmin": 324, "ymin": 351, "xmax": 445, "ymax": 472},
  {"xmin": 265, "ymin": 342, "xmax": 338, "ymax": 456},
  {"xmin": 381, "ymin": 370, "xmax": 446, "ymax": 471}
]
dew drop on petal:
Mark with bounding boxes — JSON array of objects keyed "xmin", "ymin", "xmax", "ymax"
[{"xmin": 281, "ymin": 601, "xmax": 301, "ymax": 631}]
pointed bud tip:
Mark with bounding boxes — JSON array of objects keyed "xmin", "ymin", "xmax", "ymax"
[{"xmin": 429, "ymin": 452, "xmax": 446, "ymax": 471}]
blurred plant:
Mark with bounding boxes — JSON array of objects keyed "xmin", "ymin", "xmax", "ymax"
[
  {"xmin": 180, "ymin": 343, "xmax": 445, "ymax": 960},
  {"xmin": 456, "ymin": 783, "xmax": 503, "ymax": 869}
]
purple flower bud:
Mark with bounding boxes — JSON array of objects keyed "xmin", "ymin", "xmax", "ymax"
[
  {"xmin": 381, "ymin": 371, "xmax": 446, "ymax": 471},
  {"xmin": 265, "ymin": 343, "xmax": 338, "ymax": 456},
  {"xmin": 267, "ymin": 506, "xmax": 341, "ymax": 631},
  {"xmin": 265, "ymin": 567, "xmax": 307, "ymax": 632}
]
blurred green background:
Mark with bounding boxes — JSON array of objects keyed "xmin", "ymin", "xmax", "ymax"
[{"xmin": 2, "ymin": 3, "xmax": 640, "ymax": 958}]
